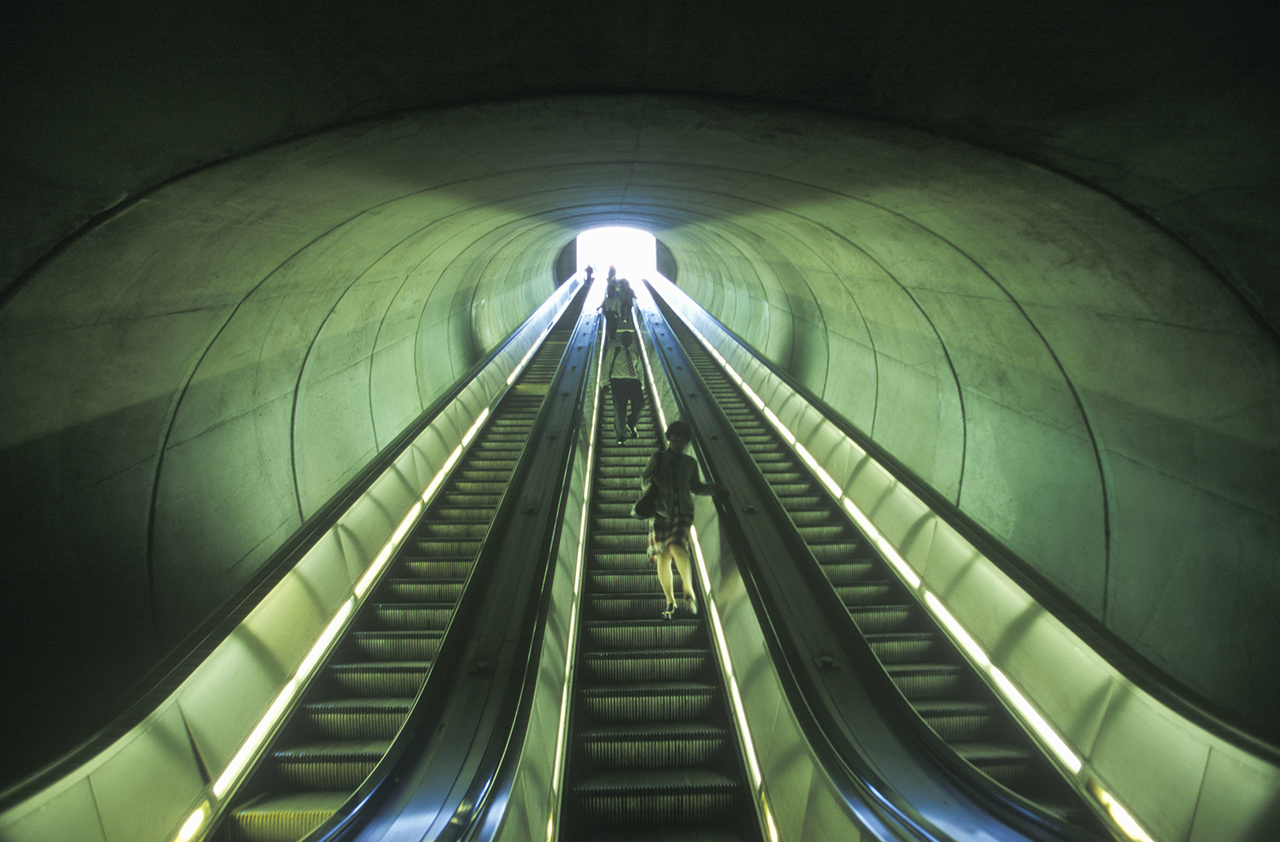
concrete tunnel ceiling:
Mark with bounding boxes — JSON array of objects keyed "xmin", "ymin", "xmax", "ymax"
[{"xmin": 3, "ymin": 93, "xmax": 1279, "ymax": 779}]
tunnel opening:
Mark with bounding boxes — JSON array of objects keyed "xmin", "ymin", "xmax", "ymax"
[{"xmin": 576, "ymin": 226, "xmax": 657, "ymax": 282}]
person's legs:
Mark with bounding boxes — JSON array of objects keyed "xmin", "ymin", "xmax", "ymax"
[
  {"xmin": 621, "ymin": 380, "xmax": 643, "ymax": 433},
  {"xmin": 670, "ymin": 543, "xmax": 697, "ymax": 613},
  {"xmin": 656, "ymin": 547, "xmax": 676, "ymax": 605},
  {"xmin": 609, "ymin": 378, "xmax": 627, "ymax": 441}
]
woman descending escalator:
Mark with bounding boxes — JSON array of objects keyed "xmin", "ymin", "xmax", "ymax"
[{"xmin": 639, "ymin": 419, "xmax": 729, "ymax": 620}]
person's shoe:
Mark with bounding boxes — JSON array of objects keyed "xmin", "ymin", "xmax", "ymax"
[
  {"xmin": 661, "ymin": 603, "xmax": 676, "ymax": 620},
  {"xmin": 617, "ymin": 437, "xmax": 626, "ymax": 445},
  {"xmin": 627, "ymin": 424, "xmax": 638, "ymax": 439},
  {"xmin": 684, "ymin": 594, "xmax": 698, "ymax": 615}
]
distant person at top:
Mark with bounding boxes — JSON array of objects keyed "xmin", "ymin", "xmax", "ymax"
[
  {"xmin": 600, "ymin": 265, "xmax": 623, "ymax": 340},
  {"xmin": 616, "ymin": 277, "xmax": 636, "ymax": 331},
  {"xmin": 604, "ymin": 330, "xmax": 644, "ymax": 444}
]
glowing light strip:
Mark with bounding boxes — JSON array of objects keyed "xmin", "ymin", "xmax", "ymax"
[
  {"xmin": 355, "ymin": 501, "xmax": 423, "ymax": 597},
  {"xmin": 462, "ymin": 407, "xmax": 490, "ymax": 446},
  {"xmin": 212, "ymin": 596, "xmax": 356, "ymax": 798},
  {"xmin": 840, "ymin": 498, "xmax": 922, "ymax": 590},
  {"xmin": 172, "ymin": 802, "xmax": 208, "ymax": 842},
  {"xmin": 1090, "ymin": 780, "xmax": 1156, "ymax": 842},
  {"xmin": 422, "ymin": 446, "xmax": 463, "ymax": 504}
]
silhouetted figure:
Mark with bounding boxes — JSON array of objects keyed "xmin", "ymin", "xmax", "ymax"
[
  {"xmin": 642, "ymin": 420, "xmax": 729, "ymax": 619},
  {"xmin": 604, "ymin": 330, "xmax": 644, "ymax": 444}
]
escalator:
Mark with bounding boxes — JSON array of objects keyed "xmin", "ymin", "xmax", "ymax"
[
  {"xmin": 556, "ymin": 336, "xmax": 764, "ymax": 842},
  {"xmin": 215, "ymin": 321, "xmax": 578, "ymax": 842},
  {"xmin": 648, "ymin": 295, "xmax": 1110, "ymax": 839}
]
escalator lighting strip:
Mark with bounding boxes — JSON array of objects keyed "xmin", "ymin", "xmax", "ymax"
[
  {"xmin": 462, "ymin": 407, "xmax": 490, "ymax": 446},
  {"xmin": 1089, "ymin": 780, "xmax": 1155, "ymax": 842},
  {"xmin": 923, "ymin": 592, "xmax": 990, "ymax": 669},
  {"xmin": 213, "ymin": 597, "xmax": 357, "ymax": 798},
  {"xmin": 990, "ymin": 668, "xmax": 1083, "ymax": 775},
  {"xmin": 214, "ymin": 679, "xmax": 297, "ymax": 797},
  {"xmin": 508, "ymin": 327, "xmax": 551, "ymax": 386},
  {"xmin": 297, "ymin": 599, "xmax": 355, "ymax": 679},
  {"xmin": 355, "ymin": 501, "xmax": 423, "ymax": 597},
  {"xmin": 795, "ymin": 442, "xmax": 842, "ymax": 499},
  {"xmin": 423, "ymin": 446, "xmax": 464, "ymax": 503},
  {"xmin": 172, "ymin": 802, "xmax": 207, "ymax": 842},
  {"xmin": 761, "ymin": 406, "xmax": 794, "ymax": 444},
  {"xmin": 840, "ymin": 498, "xmax": 922, "ymax": 590}
]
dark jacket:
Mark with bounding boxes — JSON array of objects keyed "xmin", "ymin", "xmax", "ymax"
[{"xmin": 642, "ymin": 448, "xmax": 714, "ymax": 520}]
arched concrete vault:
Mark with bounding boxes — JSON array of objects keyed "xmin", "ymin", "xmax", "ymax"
[{"xmin": 1, "ymin": 94, "xmax": 1277, "ymax": 786}]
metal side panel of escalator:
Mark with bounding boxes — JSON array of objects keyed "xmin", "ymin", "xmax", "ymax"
[
  {"xmin": 211, "ymin": 322, "xmax": 580, "ymax": 842},
  {"xmin": 640, "ymin": 288, "xmax": 1113, "ymax": 842},
  {"xmin": 555, "ymin": 328, "xmax": 765, "ymax": 842}
]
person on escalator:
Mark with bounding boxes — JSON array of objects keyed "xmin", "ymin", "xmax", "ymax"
[
  {"xmin": 641, "ymin": 419, "xmax": 729, "ymax": 620},
  {"xmin": 599, "ymin": 265, "xmax": 623, "ymax": 340},
  {"xmin": 604, "ymin": 330, "xmax": 644, "ymax": 444},
  {"xmin": 616, "ymin": 277, "xmax": 636, "ymax": 331}
]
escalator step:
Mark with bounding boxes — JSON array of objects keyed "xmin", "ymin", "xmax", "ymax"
[
  {"xmin": 592, "ymin": 533, "xmax": 649, "ymax": 552},
  {"xmin": 588, "ymin": 572, "xmax": 662, "ymax": 592},
  {"xmin": 864, "ymin": 631, "xmax": 943, "ymax": 663},
  {"xmin": 378, "ymin": 580, "xmax": 466, "ymax": 602},
  {"xmin": 347, "ymin": 630, "xmax": 443, "ymax": 661},
  {"xmin": 914, "ymin": 699, "xmax": 1002, "ymax": 742},
  {"xmin": 589, "ymin": 552, "xmax": 650, "ymax": 571},
  {"xmin": 847, "ymin": 604, "xmax": 920, "ymax": 633},
  {"xmin": 578, "ymin": 721, "xmax": 732, "ymax": 768},
  {"xmin": 268, "ymin": 740, "xmax": 390, "ymax": 789},
  {"xmin": 416, "ymin": 521, "xmax": 491, "ymax": 538},
  {"xmin": 820, "ymin": 560, "xmax": 880, "ymax": 585},
  {"xmin": 807, "ymin": 541, "xmax": 864, "ymax": 561},
  {"xmin": 572, "ymin": 768, "xmax": 742, "ymax": 824},
  {"xmin": 406, "ymin": 538, "xmax": 483, "ymax": 555},
  {"xmin": 295, "ymin": 697, "xmax": 413, "ymax": 740},
  {"xmin": 324, "ymin": 662, "xmax": 430, "ymax": 696},
  {"xmin": 368, "ymin": 603, "xmax": 455, "ymax": 630},
  {"xmin": 582, "ymin": 619, "xmax": 703, "ymax": 650},
  {"xmin": 953, "ymin": 742, "xmax": 1036, "ymax": 784},
  {"xmin": 832, "ymin": 581, "xmax": 901, "ymax": 605},
  {"xmin": 885, "ymin": 662, "xmax": 967, "ymax": 699},
  {"xmin": 395, "ymin": 558, "xmax": 474, "ymax": 579},
  {"xmin": 584, "ymin": 649, "xmax": 712, "ymax": 682},
  {"xmin": 586, "ymin": 594, "xmax": 688, "ymax": 620},
  {"xmin": 224, "ymin": 791, "xmax": 347, "ymax": 842},
  {"xmin": 580, "ymin": 682, "xmax": 719, "ymax": 721}
]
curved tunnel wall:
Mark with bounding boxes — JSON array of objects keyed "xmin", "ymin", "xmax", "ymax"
[{"xmin": 2, "ymin": 98, "xmax": 1277, "ymax": 777}]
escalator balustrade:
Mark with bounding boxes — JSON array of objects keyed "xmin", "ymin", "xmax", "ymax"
[
  {"xmin": 658, "ymin": 308, "xmax": 1107, "ymax": 834},
  {"xmin": 215, "ymin": 326, "xmax": 574, "ymax": 842}
]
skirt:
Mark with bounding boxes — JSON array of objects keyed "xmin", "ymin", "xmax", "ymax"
[{"xmin": 647, "ymin": 511, "xmax": 694, "ymax": 561}]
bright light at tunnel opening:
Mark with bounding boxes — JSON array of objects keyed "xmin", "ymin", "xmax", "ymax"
[{"xmin": 577, "ymin": 226, "xmax": 657, "ymax": 281}]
